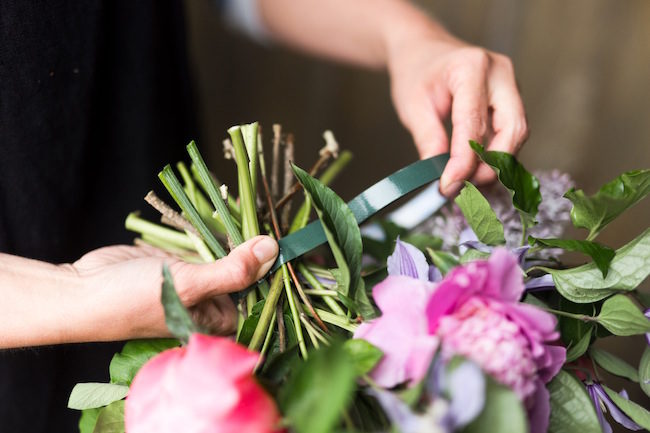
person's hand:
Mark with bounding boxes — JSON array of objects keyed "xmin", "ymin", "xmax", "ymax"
[
  {"xmin": 386, "ymin": 29, "xmax": 528, "ymax": 196},
  {"xmin": 69, "ymin": 236, "xmax": 278, "ymax": 340}
]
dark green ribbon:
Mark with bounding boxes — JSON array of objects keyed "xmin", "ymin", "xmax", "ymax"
[{"xmin": 271, "ymin": 153, "xmax": 449, "ymax": 271}]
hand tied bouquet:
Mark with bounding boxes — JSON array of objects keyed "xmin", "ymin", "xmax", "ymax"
[{"xmin": 68, "ymin": 123, "xmax": 650, "ymax": 433}]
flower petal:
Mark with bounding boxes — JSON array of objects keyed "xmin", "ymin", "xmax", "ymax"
[
  {"xmin": 387, "ymin": 238, "xmax": 430, "ymax": 281},
  {"xmin": 593, "ymin": 384, "xmax": 643, "ymax": 431},
  {"xmin": 445, "ymin": 361, "xmax": 486, "ymax": 429}
]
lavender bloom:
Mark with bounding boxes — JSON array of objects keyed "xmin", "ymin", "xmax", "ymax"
[
  {"xmin": 417, "ymin": 170, "xmax": 575, "ymax": 259},
  {"xmin": 388, "ymin": 237, "xmax": 430, "ymax": 281},
  {"xmin": 586, "ymin": 382, "xmax": 642, "ymax": 433}
]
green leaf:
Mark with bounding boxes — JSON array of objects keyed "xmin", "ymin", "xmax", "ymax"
[
  {"xmin": 564, "ymin": 169, "xmax": 650, "ymax": 239},
  {"xmin": 640, "ymin": 347, "xmax": 650, "ymax": 398},
  {"xmin": 93, "ymin": 400, "xmax": 125, "ymax": 433},
  {"xmin": 426, "ymin": 248, "xmax": 459, "ymax": 275},
  {"xmin": 455, "ymin": 182, "xmax": 505, "ymax": 245},
  {"xmin": 161, "ymin": 264, "xmax": 200, "ymax": 344},
  {"xmin": 547, "ymin": 371, "xmax": 601, "ymax": 433},
  {"xmin": 459, "ymin": 248, "xmax": 491, "ymax": 263},
  {"xmin": 565, "ymin": 327, "xmax": 592, "ymax": 363},
  {"xmin": 603, "ymin": 385, "xmax": 650, "ymax": 430},
  {"xmin": 589, "ymin": 347, "xmax": 639, "ymax": 382},
  {"xmin": 342, "ymin": 339, "xmax": 383, "ymax": 376},
  {"xmin": 79, "ymin": 408, "xmax": 102, "ymax": 433},
  {"xmin": 530, "ymin": 237, "xmax": 615, "ymax": 278},
  {"xmin": 236, "ymin": 311, "xmax": 260, "ymax": 346},
  {"xmin": 559, "ymin": 298, "xmax": 595, "ymax": 347},
  {"xmin": 109, "ymin": 339, "xmax": 179, "ymax": 386},
  {"xmin": 470, "ymin": 141, "xmax": 541, "ymax": 229},
  {"xmin": 547, "ymin": 228, "xmax": 650, "ymax": 303},
  {"xmin": 280, "ymin": 343, "xmax": 357, "ymax": 433},
  {"xmin": 596, "ymin": 294, "xmax": 650, "ymax": 336},
  {"xmin": 68, "ymin": 383, "xmax": 129, "ymax": 410},
  {"xmin": 292, "ymin": 164, "xmax": 363, "ymax": 300},
  {"xmin": 464, "ymin": 378, "xmax": 528, "ymax": 433}
]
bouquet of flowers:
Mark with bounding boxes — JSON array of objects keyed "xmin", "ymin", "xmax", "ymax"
[{"xmin": 68, "ymin": 123, "xmax": 650, "ymax": 433}]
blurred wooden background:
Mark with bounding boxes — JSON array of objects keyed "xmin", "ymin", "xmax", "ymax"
[{"xmin": 184, "ymin": 0, "xmax": 650, "ymax": 414}]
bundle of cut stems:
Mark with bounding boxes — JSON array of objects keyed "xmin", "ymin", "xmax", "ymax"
[{"xmin": 126, "ymin": 122, "xmax": 356, "ymax": 361}]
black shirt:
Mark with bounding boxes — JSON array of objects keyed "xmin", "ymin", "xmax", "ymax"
[{"xmin": 0, "ymin": 1, "xmax": 194, "ymax": 431}]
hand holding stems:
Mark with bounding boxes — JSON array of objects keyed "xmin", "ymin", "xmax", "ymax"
[
  {"xmin": 258, "ymin": 0, "xmax": 528, "ymax": 196},
  {"xmin": 0, "ymin": 236, "xmax": 278, "ymax": 349}
]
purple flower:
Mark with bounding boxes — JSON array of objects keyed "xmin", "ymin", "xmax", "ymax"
[
  {"xmin": 369, "ymin": 359, "xmax": 486, "ymax": 433},
  {"xmin": 387, "ymin": 237, "xmax": 430, "ymax": 280},
  {"xmin": 586, "ymin": 382, "xmax": 642, "ymax": 433}
]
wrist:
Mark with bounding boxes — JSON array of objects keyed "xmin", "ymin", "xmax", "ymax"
[{"xmin": 379, "ymin": 2, "xmax": 459, "ymax": 69}]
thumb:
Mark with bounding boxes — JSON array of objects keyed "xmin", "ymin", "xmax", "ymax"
[{"xmin": 174, "ymin": 236, "xmax": 278, "ymax": 304}]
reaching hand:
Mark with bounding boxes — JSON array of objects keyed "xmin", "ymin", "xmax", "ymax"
[{"xmin": 387, "ymin": 32, "xmax": 528, "ymax": 196}]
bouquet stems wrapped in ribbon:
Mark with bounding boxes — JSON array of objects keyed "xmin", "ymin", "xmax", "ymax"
[{"xmin": 69, "ymin": 123, "xmax": 650, "ymax": 433}]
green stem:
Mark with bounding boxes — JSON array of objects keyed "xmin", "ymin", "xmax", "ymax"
[
  {"xmin": 255, "ymin": 309, "xmax": 277, "ymax": 371},
  {"xmin": 186, "ymin": 231, "xmax": 215, "ymax": 262},
  {"xmin": 540, "ymin": 306, "xmax": 595, "ymax": 322},
  {"xmin": 187, "ymin": 141, "xmax": 244, "ymax": 246},
  {"xmin": 298, "ymin": 263, "xmax": 346, "ymax": 316},
  {"xmin": 241, "ymin": 122, "xmax": 259, "ymax": 200},
  {"xmin": 283, "ymin": 265, "xmax": 308, "ymax": 358},
  {"xmin": 125, "ymin": 213, "xmax": 196, "ymax": 251},
  {"xmin": 248, "ymin": 272, "xmax": 283, "ymax": 351},
  {"xmin": 176, "ymin": 162, "xmax": 197, "ymax": 205},
  {"xmin": 303, "ymin": 289, "xmax": 339, "ymax": 297},
  {"xmin": 190, "ymin": 163, "xmax": 241, "ymax": 223},
  {"xmin": 247, "ymin": 290, "xmax": 258, "ymax": 317},
  {"xmin": 159, "ymin": 165, "xmax": 227, "ymax": 258},
  {"xmin": 308, "ymin": 307, "xmax": 358, "ymax": 333},
  {"xmin": 228, "ymin": 126, "xmax": 260, "ymax": 240},
  {"xmin": 300, "ymin": 315, "xmax": 320, "ymax": 349}
]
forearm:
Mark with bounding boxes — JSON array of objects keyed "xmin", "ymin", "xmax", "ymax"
[
  {"xmin": 258, "ymin": 0, "xmax": 452, "ymax": 69},
  {"xmin": 0, "ymin": 253, "xmax": 152, "ymax": 348}
]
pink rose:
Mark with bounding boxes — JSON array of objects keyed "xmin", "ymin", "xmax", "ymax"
[{"xmin": 125, "ymin": 334, "xmax": 281, "ymax": 433}]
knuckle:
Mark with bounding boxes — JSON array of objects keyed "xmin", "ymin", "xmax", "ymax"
[
  {"xmin": 462, "ymin": 109, "xmax": 488, "ymax": 137},
  {"xmin": 460, "ymin": 47, "xmax": 491, "ymax": 70}
]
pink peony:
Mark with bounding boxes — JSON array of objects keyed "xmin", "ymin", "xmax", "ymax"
[
  {"xmin": 356, "ymin": 248, "xmax": 565, "ymax": 433},
  {"xmin": 125, "ymin": 334, "xmax": 281, "ymax": 433},
  {"xmin": 354, "ymin": 276, "xmax": 439, "ymax": 388}
]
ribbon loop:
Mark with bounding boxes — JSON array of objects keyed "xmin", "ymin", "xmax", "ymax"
[{"xmin": 272, "ymin": 153, "xmax": 449, "ymax": 271}]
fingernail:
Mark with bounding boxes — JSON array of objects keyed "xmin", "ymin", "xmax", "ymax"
[
  {"xmin": 441, "ymin": 178, "xmax": 463, "ymax": 197},
  {"xmin": 252, "ymin": 236, "xmax": 279, "ymax": 264}
]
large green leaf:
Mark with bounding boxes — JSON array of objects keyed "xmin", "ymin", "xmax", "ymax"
[
  {"xmin": 546, "ymin": 228, "xmax": 650, "ymax": 303},
  {"xmin": 547, "ymin": 371, "xmax": 601, "ymax": 433},
  {"xmin": 292, "ymin": 164, "xmax": 363, "ymax": 300},
  {"xmin": 342, "ymin": 339, "xmax": 383, "ymax": 376},
  {"xmin": 280, "ymin": 343, "xmax": 357, "ymax": 433},
  {"xmin": 79, "ymin": 408, "xmax": 102, "ymax": 433},
  {"xmin": 640, "ymin": 347, "xmax": 650, "ymax": 398},
  {"xmin": 529, "ymin": 237, "xmax": 615, "ymax": 278},
  {"xmin": 596, "ymin": 294, "xmax": 650, "ymax": 336},
  {"xmin": 455, "ymin": 181, "xmax": 505, "ymax": 245},
  {"xmin": 93, "ymin": 400, "xmax": 125, "ymax": 433},
  {"xmin": 589, "ymin": 347, "xmax": 639, "ymax": 382},
  {"xmin": 464, "ymin": 379, "xmax": 527, "ymax": 433},
  {"xmin": 603, "ymin": 385, "xmax": 650, "ymax": 430},
  {"xmin": 564, "ymin": 169, "xmax": 650, "ymax": 239},
  {"xmin": 470, "ymin": 141, "xmax": 541, "ymax": 229},
  {"xmin": 68, "ymin": 383, "xmax": 129, "ymax": 410},
  {"xmin": 161, "ymin": 264, "xmax": 200, "ymax": 344},
  {"xmin": 109, "ymin": 339, "xmax": 179, "ymax": 386}
]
